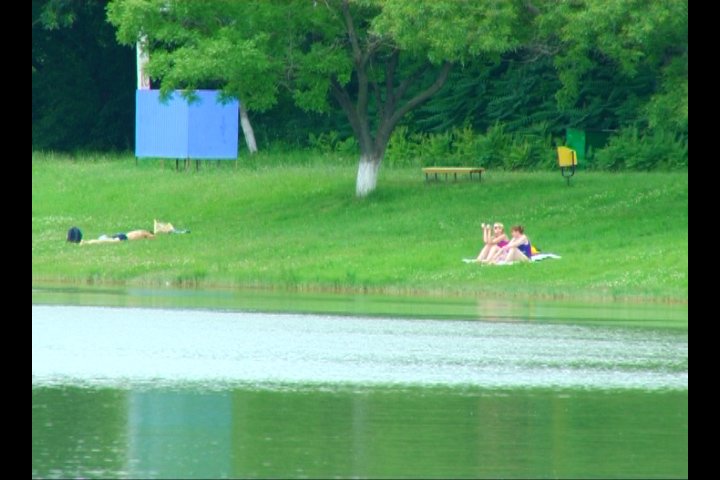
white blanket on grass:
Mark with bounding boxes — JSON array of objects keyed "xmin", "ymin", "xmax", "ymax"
[
  {"xmin": 462, "ymin": 253, "xmax": 561, "ymax": 264},
  {"xmin": 530, "ymin": 253, "xmax": 561, "ymax": 261}
]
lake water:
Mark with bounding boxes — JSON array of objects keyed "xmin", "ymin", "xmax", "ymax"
[{"xmin": 32, "ymin": 286, "xmax": 687, "ymax": 478}]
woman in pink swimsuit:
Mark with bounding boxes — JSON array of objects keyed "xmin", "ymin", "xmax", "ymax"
[{"xmin": 475, "ymin": 222, "xmax": 508, "ymax": 263}]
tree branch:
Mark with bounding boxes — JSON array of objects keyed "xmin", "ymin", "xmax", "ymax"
[
  {"xmin": 330, "ymin": 79, "xmax": 358, "ymax": 130},
  {"xmin": 341, "ymin": 0, "xmax": 370, "ymax": 142},
  {"xmin": 371, "ymin": 76, "xmax": 383, "ymax": 123},
  {"xmin": 361, "ymin": 34, "xmax": 382, "ymax": 66},
  {"xmin": 386, "ymin": 62, "xmax": 453, "ymax": 135},
  {"xmin": 394, "ymin": 64, "xmax": 429, "ymax": 105},
  {"xmin": 523, "ymin": 1, "xmax": 541, "ymax": 16},
  {"xmin": 384, "ymin": 49, "xmax": 399, "ymax": 110},
  {"xmin": 330, "ymin": 78, "xmax": 369, "ymax": 151},
  {"xmin": 341, "ymin": 0, "xmax": 362, "ymax": 65}
]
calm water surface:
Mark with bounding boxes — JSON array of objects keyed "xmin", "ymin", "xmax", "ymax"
[{"xmin": 32, "ymin": 287, "xmax": 687, "ymax": 479}]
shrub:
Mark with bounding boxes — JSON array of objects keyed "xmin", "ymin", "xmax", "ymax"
[{"xmin": 595, "ymin": 127, "xmax": 688, "ymax": 170}]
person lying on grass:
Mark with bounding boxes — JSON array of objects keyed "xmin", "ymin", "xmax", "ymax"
[
  {"xmin": 66, "ymin": 226, "xmax": 154, "ymax": 244},
  {"xmin": 475, "ymin": 222, "xmax": 508, "ymax": 263}
]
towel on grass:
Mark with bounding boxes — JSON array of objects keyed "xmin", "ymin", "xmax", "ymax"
[
  {"xmin": 461, "ymin": 253, "xmax": 561, "ymax": 264},
  {"xmin": 530, "ymin": 253, "xmax": 561, "ymax": 261},
  {"xmin": 154, "ymin": 219, "xmax": 191, "ymax": 235}
]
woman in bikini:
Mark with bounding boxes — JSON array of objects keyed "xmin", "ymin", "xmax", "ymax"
[{"xmin": 475, "ymin": 222, "xmax": 509, "ymax": 263}]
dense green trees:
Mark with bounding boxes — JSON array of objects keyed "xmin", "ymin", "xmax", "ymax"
[
  {"xmin": 33, "ymin": 0, "xmax": 687, "ymax": 180},
  {"xmin": 33, "ymin": 0, "xmax": 135, "ymax": 151},
  {"xmin": 377, "ymin": 0, "xmax": 688, "ymax": 171},
  {"xmin": 247, "ymin": 0, "xmax": 688, "ymax": 173},
  {"xmin": 108, "ymin": 0, "xmax": 525, "ymax": 196}
]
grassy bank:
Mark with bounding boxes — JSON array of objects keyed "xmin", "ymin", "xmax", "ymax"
[{"xmin": 32, "ymin": 152, "xmax": 688, "ymax": 302}]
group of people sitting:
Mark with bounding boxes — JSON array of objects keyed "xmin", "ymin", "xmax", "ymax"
[
  {"xmin": 474, "ymin": 222, "xmax": 533, "ymax": 264},
  {"xmin": 66, "ymin": 220, "xmax": 189, "ymax": 245}
]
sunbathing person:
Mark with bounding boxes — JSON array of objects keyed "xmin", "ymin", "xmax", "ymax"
[
  {"xmin": 66, "ymin": 227, "xmax": 154, "ymax": 244},
  {"xmin": 83, "ymin": 230, "xmax": 155, "ymax": 244},
  {"xmin": 475, "ymin": 222, "xmax": 508, "ymax": 263},
  {"xmin": 487, "ymin": 225, "xmax": 532, "ymax": 264}
]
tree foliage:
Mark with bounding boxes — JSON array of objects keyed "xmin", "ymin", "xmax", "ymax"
[
  {"xmin": 33, "ymin": 0, "xmax": 135, "ymax": 151},
  {"xmin": 390, "ymin": 0, "xmax": 687, "ymax": 169},
  {"xmin": 33, "ymin": 0, "xmax": 687, "ymax": 173},
  {"xmin": 108, "ymin": 0, "xmax": 525, "ymax": 195}
]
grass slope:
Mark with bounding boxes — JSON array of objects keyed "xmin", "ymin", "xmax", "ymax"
[{"xmin": 32, "ymin": 152, "xmax": 688, "ymax": 301}]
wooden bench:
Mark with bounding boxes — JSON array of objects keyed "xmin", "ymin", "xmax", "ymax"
[{"xmin": 422, "ymin": 167, "xmax": 485, "ymax": 182}]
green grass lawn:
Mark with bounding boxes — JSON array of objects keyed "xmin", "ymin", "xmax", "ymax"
[{"xmin": 32, "ymin": 151, "xmax": 688, "ymax": 302}]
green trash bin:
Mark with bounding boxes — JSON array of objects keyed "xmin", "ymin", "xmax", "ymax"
[{"xmin": 566, "ymin": 128, "xmax": 586, "ymax": 163}]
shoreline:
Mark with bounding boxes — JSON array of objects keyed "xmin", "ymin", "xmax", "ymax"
[{"xmin": 32, "ymin": 276, "xmax": 689, "ymax": 306}]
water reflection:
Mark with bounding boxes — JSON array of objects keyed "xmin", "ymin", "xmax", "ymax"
[
  {"xmin": 32, "ymin": 283, "xmax": 688, "ymax": 329},
  {"xmin": 32, "ymin": 295, "xmax": 688, "ymax": 479},
  {"xmin": 32, "ymin": 385, "xmax": 688, "ymax": 479},
  {"xmin": 32, "ymin": 306, "xmax": 687, "ymax": 390},
  {"xmin": 32, "ymin": 388, "xmax": 128, "ymax": 479},
  {"xmin": 128, "ymin": 391, "xmax": 232, "ymax": 478}
]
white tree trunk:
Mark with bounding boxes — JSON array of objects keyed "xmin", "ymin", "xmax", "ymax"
[
  {"xmin": 136, "ymin": 36, "xmax": 150, "ymax": 90},
  {"xmin": 239, "ymin": 103, "xmax": 258, "ymax": 154},
  {"xmin": 356, "ymin": 155, "xmax": 380, "ymax": 197}
]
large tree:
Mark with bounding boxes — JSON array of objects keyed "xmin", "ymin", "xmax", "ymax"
[{"xmin": 108, "ymin": 0, "xmax": 521, "ymax": 196}]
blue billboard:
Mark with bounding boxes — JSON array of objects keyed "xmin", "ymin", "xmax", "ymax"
[{"xmin": 135, "ymin": 90, "xmax": 239, "ymax": 159}]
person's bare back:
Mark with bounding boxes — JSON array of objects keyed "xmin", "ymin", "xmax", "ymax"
[{"xmin": 126, "ymin": 230, "xmax": 154, "ymax": 240}]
